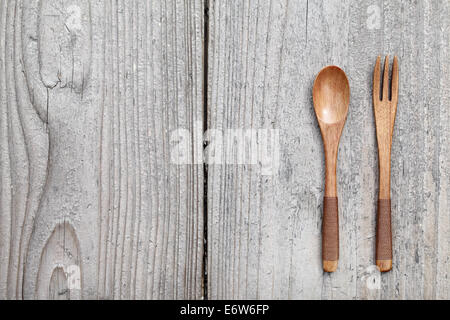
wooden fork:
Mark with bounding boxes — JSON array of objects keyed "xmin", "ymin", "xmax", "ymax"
[{"xmin": 373, "ymin": 56, "xmax": 399, "ymax": 272}]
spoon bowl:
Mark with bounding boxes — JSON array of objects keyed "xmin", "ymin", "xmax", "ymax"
[
  {"xmin": 313, "ymin": 66, "xmax": 350, "ymax": 124},
  {"xmin": 312, "ymin": 66, "xmax": 350, "ymax": 272}
]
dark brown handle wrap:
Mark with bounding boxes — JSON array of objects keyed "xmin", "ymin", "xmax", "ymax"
[
  {"xmin": 322, "ymin": 197, "xmax": 339, "ymax": 262},
  {"xmin": 376, "ymin": 199, "xmax": 392, "ymax": 260}
]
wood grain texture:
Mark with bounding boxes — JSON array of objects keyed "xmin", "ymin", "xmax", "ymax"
[
  {"xmin": 96, "ymin": 0, "xmax": 205, "ymax": 300},
  {"xmin": 0, "ymin": 0, "xmax": 448, "ymax": 301},
  {"xmin": 0, "ymin": 0, "xmax": 49, "ymax": 299},
  {"xmin": 0, "ymin": 0, "xmax": 204, "ymax": 300},
  {"xmin": 206, "ymin": 0, "xmax": 449, "ymax": 300}
]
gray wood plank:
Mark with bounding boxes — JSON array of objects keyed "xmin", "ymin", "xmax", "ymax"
[
  {"xmin": 0, "ymin": 0, "xmax": 204, "ymax": 300},
  {"xmin": 207, "ymin": 0, "xmax": 449, "ymax": 299}
]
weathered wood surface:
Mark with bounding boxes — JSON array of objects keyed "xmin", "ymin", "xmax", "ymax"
[
  {"xmin": 0, "ymin": 0, "xmax": 448, "ymax": 300},
  {"xmin": 207, "ymin": 0, "xmax": 449, "ymax": 299},
  {"xmin": 0, "ymin": 0, "xmax": 204, "ymax": 299}
]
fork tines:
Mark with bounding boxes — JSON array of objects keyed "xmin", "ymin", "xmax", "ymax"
[{"xmin": 373, "ymin": 56, "xmax": 399, "ymax": 104}]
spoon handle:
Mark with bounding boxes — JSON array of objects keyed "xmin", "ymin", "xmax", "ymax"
[{"xmin": 322, "ymin": 197, "xmax": 339, "ymax": 272}]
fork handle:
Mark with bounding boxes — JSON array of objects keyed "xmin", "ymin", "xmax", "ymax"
[
  {"xmin": 376, "ymin": 198, "xmax": 392, "ymax": 272},
  {"xmin": 322, "ymin": 197, "xmax": 339, "ymax": 272}
]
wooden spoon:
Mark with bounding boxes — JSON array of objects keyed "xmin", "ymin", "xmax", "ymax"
[{"xmin": 313, "ymin": 66, "xmax": 350, "ymax": 272}]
